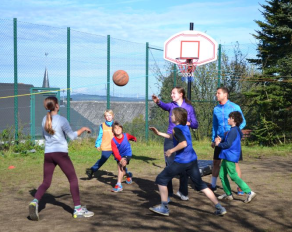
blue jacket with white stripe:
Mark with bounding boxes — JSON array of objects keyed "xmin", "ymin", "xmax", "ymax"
[{"xmin": 211, "ymin": 100, "xmax": 246, "ymax": 142}]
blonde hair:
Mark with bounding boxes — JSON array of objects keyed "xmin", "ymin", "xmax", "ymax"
[
  {"xmin": 43, "ymin": 96, "xmax": 58, "ymax": 135},
  {"xmin": 104, "ymin": 109, "xmax": 114, "ymax": 116}
]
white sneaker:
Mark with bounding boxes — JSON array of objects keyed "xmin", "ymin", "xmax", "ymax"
[
  {"xmin": 73, "ymin": 206, "xmax": 94, "ymax": 218},
  {"xmin": 176, "ymin": 191, "xmax": 189, "ymax": 201},
  {"xmin": 29, "ymin": 201, "xmax": 39, "ymax": 221},
  {"xmin": 244, "ymin": 191, "xmax": 256, "ymax": 203},
  {"xmin": 218, "ymin": 193, "xmax": 233, "ymax": 200}
]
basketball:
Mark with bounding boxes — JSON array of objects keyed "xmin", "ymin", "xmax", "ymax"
[{"xmin": 112, "ymin": 70, "xmax": 129, "ymax": 86}]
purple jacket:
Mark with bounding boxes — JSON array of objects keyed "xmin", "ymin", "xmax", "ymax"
[{"xmin": 157, "ymin": 100, "xmax": 198, "ymax": 134}]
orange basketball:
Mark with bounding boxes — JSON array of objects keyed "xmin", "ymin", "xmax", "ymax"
[{"xmin": 112, "ymin": 70, "xmax": 129, "ymax": 86}]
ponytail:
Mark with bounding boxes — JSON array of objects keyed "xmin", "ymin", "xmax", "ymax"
[
  {"xmin": 173, "ymin": 86, "xmax": 192, "ymax": 105},
  {"xmin": 44, "ymin": 96, "xmax": 58, "ymax": 135}
]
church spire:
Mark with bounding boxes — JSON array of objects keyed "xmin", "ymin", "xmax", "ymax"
[
  {"xmin": 42, "ymin": 52, "xmax": 49, "ymax": 88},
  {"xmin": 42, "ymin": 67, "xmax": 49, "ymax": 88}
]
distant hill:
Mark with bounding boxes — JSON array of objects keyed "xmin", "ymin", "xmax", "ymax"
[{"xmin": 68, "ymin": 94, "xmax": 147, "ymax": 102}]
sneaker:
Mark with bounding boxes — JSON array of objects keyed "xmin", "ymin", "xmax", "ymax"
[
  {"xmin": 111, "ymin": 184, "xmax": 123, "ymax": 192},
  {"xmin": 237, "ymin": 187, "xmax": 244, "ymax": 196},
  {"xmin": 126, "ymin": 177, "xmax": 133, "ymax": 184},
  {"xmin": 126, "ymin": 171, "xmax": 133, "ymax": 178},
  {"xmin": 244, "ymin": 191, "xmax": 256, "ymax": 203},
  {"xmin": 73, "ymin": 206, "xmax": 94, "ymax": 218},
  {"xmin": 214, "ymin": 206, "xmax": 227, "ymax": 216},
  {"xmin": 29, "ymin": 201, "xmax": 39, "ymax": 221},
  {"xmin": 149, "ymin": 204, "xmax": 169, "ymax": 216},
  {"xmin": 207, "ymin": 184, "xmax": 217, "ymax": 193},
  {"xmin": 176, "ymin": 191, "xmax": 189, "ymax": 201},
  {"xmin": 86, "ymin": 168, "xmax": 94, "ymax": 179},
  {"xmin": 218, "ymin": 194, "xmax": 233, "ymax": 200}
]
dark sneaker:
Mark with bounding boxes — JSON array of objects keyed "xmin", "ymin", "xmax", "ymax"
[
  {"xmin": 244, "ymin": 191, "xmax": 256, "ymax": 203},
  {"xmin": 149, "ymin": 204, "xmax": 169, "ymax": 216},
  {"xmin": 214, "ymin": 206, "xmax": 227, "ymax": 216},
  {"xmin": 73, "ymin": 206, "xmax": 94, "ymax": 218},
  {"xmin": 29, "ymin": 201, "xmax": 39, "ymax": 221},
  {"xmin": 207, "ymin": 184, "xmax": 217, "ymax": 193},
  {"xmin": 86, "ymin": 168, "xmax": 94, "ymax": 179}
]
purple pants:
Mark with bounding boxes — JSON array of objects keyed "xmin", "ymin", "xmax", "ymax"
[{"xmin": 34, "ymin": 152, "xmax": 81, "ymax": 206}]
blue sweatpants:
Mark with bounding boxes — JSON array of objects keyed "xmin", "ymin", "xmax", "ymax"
[{"xmin": 91, "ymin": 151, "xmax": 113, "ymax": 172}]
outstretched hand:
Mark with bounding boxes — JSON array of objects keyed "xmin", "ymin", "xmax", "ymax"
[
  {"xmin": 83, "ymin": 127, "xmax": 91, "ymax": 133},
  {"xmin": 149, "ymin": 127, "xmax": 159, "ymax": 135},
  {"xmin": 152, "ymin": 94, "xmax": 160, "ymax": 104}
]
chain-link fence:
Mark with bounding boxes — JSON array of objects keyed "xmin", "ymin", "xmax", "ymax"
[{"xmin": 0, "ymin": 18, "xmax": 260, "ymax": 142}]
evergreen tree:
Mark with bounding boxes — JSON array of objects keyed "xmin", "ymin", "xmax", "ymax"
[{"xmin": 246, "ymin": 0, "xmax": 292, "ymax": 145}]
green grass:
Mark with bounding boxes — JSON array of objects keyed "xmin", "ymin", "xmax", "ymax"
[{"xmin": 0, "ymin": 137, "xmax": 291, "ymax": 193}]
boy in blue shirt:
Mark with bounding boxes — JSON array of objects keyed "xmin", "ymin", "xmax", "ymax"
[
  {"xmin": 215, "ymin": 111, "xmax": 256, "ymax": 203},
  {"xmin": 149, "ymin": 107, "xmax": 226, "ymax": 216},
  {"xmin": 110, "ymin": 121, "xmax": 136, "ymax": 192}
]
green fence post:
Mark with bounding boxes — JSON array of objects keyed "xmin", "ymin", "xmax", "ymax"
[
  {"xmin": 13, "ymin": 18, "xmax": 18, "ymax": 142},
  {"xmin": 67, "ymin": 27, "xmax": 71, "ymax": 122},
  {"xmin": 107, "ymin": 35, "xmax": 110, "ymax": 109},
  {"xmin": 217, "ymin": 44, "xmax": 221, "ymax": 88},
  {"xmin": 173, "ymin": 64, "xmax": 177, "ymax": 87},
  {"xmin": 30, "ymin": 89, "xmax": 35, "ymax": 141},
  {"xmin": 145, "ymin": 42, "xmax": 149, "ymax": 141}
]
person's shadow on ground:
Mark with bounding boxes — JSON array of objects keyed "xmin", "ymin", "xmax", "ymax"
[{"xmin": 28, "ymin": 189, "xmax": 72, "ymax": 220}]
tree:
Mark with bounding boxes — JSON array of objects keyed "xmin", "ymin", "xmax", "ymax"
[
  {"xmin": 246, "ymin": 0, "xmax": 292, "ymax": 145},
  {"xmin": 250, "ymin": 0, "xmax": 292, "ymax": 76}
]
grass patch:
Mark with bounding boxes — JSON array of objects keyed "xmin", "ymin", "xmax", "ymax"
[{"xmin": 1, "ymin": 137, "xmax": 291, "ymax": 191}]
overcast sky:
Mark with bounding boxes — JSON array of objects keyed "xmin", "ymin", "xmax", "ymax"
[{"xmin": 1, "ymin": 0, "xmax": 266, "ymax": 47}]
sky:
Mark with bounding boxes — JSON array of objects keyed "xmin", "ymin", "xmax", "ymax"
[
  {"xmin": 1, "ymin": 0, "xmax": 267, "ymax": 47},
  {"xmin": 0, "ymin": 0, "xmax": 268, "ymax": 98}
]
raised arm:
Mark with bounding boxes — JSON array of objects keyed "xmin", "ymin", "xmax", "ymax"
[
  {"xmin": 149, "ymin": 127, "xmax": 172, "ymax": 139},
  {"xmin": 77, "ymin": 127, "xmax": 91, "ymax": 136},
  {"xmin": 126, "ymin": 133, "xmax": 137, "ymax": 142}
]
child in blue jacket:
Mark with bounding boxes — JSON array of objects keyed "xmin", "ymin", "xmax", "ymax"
[
  {"xmin": 149, "ymin": 107, "xmax": 226, "ymax": 216},
  {"xmin": 215, "ymin": 111, "xmax": 256, "ymax": 203}
]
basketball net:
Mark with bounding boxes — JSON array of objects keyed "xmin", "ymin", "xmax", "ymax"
[{"xmin": 176, "ymin": 58, "xmax": 198, "ymax": 82}]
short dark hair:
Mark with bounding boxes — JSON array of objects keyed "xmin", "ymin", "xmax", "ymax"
[
  {"xmin": 217, "ymin": 87, "xmax": 229, "ymax": 97},
  {"xmin": 229, "ymin": 111, "xmax": 243, "ymax": 127},
  {"xmin": 172, "ymin": 107, "xmax": 187, "ymax": 125},
  {"xmin": 112, "ymin": 121, "xmax": 123, "ymax": 135}
]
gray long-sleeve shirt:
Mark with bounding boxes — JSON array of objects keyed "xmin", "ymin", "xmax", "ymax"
[{"xmin": 42, "ymin": 114, "xmax": 78, "ymax": 153}]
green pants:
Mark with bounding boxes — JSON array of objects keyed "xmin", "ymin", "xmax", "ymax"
[{"xmin": 219, "ymin": 159, "xmax": 251, "ymax": 196}]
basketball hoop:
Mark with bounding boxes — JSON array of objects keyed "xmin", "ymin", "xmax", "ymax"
[{"xmin": 176, "ymin": 58, "xmax": 198, "ymax": 82}]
